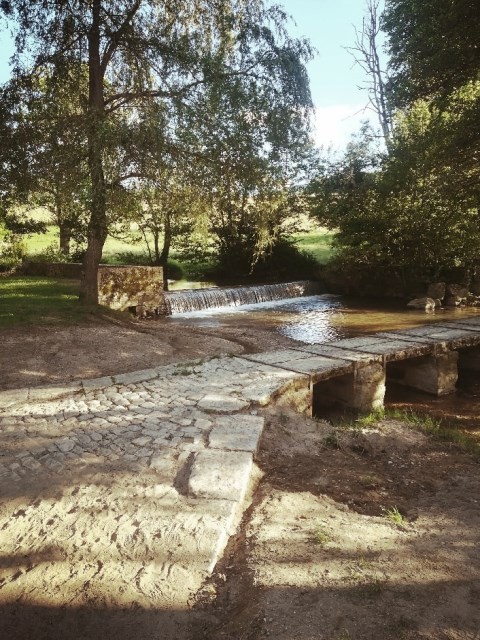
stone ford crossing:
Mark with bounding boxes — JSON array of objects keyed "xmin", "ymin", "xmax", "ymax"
[{"xmin": 1, "ymin": 317, "xmax": 480, "ymax": 638}]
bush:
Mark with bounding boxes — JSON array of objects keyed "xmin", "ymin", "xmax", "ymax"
[
  {"xmin": 0, "ymin": 230, "xmax": 26, "ymax": 272},
  {"xmin": 33, "ymin": 243, "xmax": 70, "ymax": 264},
  {"xmin": 213, "ymin": 237, "xmax": 319, "ymax": 282},
  {"xmin": 252, "ymin": 238, "xmax": 319, "ymax": 280},
  {"xmin": 165, "ymin": 258, "xmax": 184, "ymax": 281}
]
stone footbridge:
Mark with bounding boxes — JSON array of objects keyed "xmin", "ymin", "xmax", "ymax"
[{"xmin": 0, "ymin": 316, "xmax": 479, "ymax": 636}]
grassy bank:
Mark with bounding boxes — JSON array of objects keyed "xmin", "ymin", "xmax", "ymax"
[{"xmin": 0, "ymin": 276, "xmax": 107, "ymax": 327}]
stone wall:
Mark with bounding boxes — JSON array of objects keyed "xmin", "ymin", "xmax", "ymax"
[
  {"xmin": 21, "ymin": 261, "xmax": 83, "ymax": 278},
  {"xmin": 97, "ymin": 265, "xmax": 163, "ymax": 313}
]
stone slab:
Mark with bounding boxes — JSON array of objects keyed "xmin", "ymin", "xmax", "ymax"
[
  {"xmin": 188, "ymin": 449, "xmax": 253, "ymax": 502},
  {"xmin": 81, "ymin": 376, "xmax": 114, "ymax": 391},
  {"xmin": 208, "ymin": 414, "xmax": 264, "ymax": 454},
  {"xmin": 244, "ymin": 351, "xmax": 352, "ymax": 381},
  {"xmin": 28, "ymin": 382, "xmax": 83, "ymax": 402},
  {"xmin": 380, "ymin": 326, "xmax": 480, "ymax": 349},
  {"xmin": 198, "ymin": 394, "xmax": 250, "ymax": 413},
  {"xmin": 450, "ymin": 317, "xmax": 480, "ymax": 328},
  {"xmin": 330, "ymin": 336, "xmax": 431, "ymax": 361},
  {"xmin": 295, "ymin": 344, "xmax": 383, "ymax": 365}
]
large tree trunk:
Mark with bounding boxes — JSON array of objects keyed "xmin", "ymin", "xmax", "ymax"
[{"xmin": 80, "ymin": 0, "xmax": 108, "ymax": 304}]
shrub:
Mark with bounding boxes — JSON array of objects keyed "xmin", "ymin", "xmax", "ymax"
[
  {"xmin": 0, "ymin": 230, "xmax": 26, "ymax": 271},
  {"xmin": 33, "ymin": 243, "xmax": 70, "ymax": 264}
]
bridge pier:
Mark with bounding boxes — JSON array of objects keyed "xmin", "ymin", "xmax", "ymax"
[
  {"xmin": 313, "ymin": 363, "xmax": 386, "ymax": 413},
  {"xmin": 387, "ymin": 351, "xmax": 458, "ymax": 396}
]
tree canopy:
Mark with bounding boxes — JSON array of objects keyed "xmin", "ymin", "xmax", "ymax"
[{"xmin": 1, "ymin": 0, "xmax": 313, "ymax": 301}]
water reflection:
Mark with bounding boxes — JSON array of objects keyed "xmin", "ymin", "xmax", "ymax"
[{"xmin": 168, "ymin": 293, "xmax": 480, "ymax": 344}]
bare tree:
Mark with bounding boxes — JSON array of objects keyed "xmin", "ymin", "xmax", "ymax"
[{"xmin": 346, "ymin": 0, "xmax": 391, "ymax": 144}]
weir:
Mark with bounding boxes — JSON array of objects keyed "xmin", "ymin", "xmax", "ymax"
[{"xmin": 161, "ymin": 280, "xmax": 320, "ymax": 315}]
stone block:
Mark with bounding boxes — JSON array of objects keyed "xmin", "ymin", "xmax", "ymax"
[
  {"xmin": 401, "ymin": 351, "xmax": 458, "ymax": 395},
  {"xmin": 188, "ymin": 450, "xmax": 253, "ymax": 502},
  {"xmin": 198, "ymin": 394, "xmax": 250, "ymax": 413},
  {"xmin": 407, "ymin": 297, "xmax": 436, "ymax": 311},
  {"xmin": 82, "ymin": 376, "xmax": 114, "ymax": 391},
  {"xmin": 208, "ymin": 415, "xmax": 264, "ymax": 454},
  {"xmin": 28, "ymin": 382, "xmax": 82, "ymax": 402},
  {"xmin": 113, "ymin": 369, "xmax": 158, "ymax": 385}
]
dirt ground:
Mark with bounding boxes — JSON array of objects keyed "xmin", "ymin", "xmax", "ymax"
[
  {"xmin": 197, "ymin": 408, "xmax": 480, "ymax": 640},
  {"xmin": 0, "ymin": 315, "xmax": 296, "ymax": 390},
  {"xmin": 1, "ymin": 319, "xmax": 480, "ymax": 639}
]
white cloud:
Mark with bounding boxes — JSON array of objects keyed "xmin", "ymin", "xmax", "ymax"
[{"xmin": 312, "ymin": 104, "xmax": 376, "ymax": 150}]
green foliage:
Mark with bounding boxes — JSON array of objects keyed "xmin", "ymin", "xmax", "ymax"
[
  {"xmin": 386, "ymin": 408, "xmax": 480, "ymax": 459},
  {"xmin": 1, "ymin": 0, "xmax": 315, "ymax": 302},
  {"xmin": 309, "ymin": 104, "xmax": 480, "ymax": 289},
  {"xmin": 0, "ymin": 226, "xmax": 26, "ymax": 271},
  {"xmin": 383, "ymin": 0, "xmax": 480, "ymax": 106},
  {"xmin": 34, "ymin": 243, "xmax": 70, "ymax": 264},
  {"xmin": 309, "ymin": 525, "xmax": 333, "ymax": 546},
  {"xmin": 384, "ymin": 506, "xmax": 407, "ymax": 527}
]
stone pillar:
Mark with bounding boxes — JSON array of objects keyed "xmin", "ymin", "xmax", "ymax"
[
  {"xmin": 313, "ymin": 363, "xmax": 386, "ymax": 414},
  {"xmin": 458, "ymin": 347, "xmax": 480, "ymax": 372},
  {"xmin": 352, "ymin": 363, "xmax": 386, "ymax": 412},
  {"xmin": 402, "ymin": 351, "xmax": 458, "ymax": 395}
]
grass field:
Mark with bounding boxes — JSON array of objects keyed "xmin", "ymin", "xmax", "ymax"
[
  {"xmin": 292, "ymin": 228, "xmax": 335, "ymax": 264},
  {"xmin": 24, "ymin": 226, "xmax": 336, "ymax": 265},
  {"xmin": 25, "ymin": 226, "xmax": 146, "ymax": 261}
]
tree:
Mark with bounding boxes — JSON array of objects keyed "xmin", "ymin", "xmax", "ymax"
[
  {"xmin": 0, "ymin": 71, "xmax": 89, "ymax": 255},
  {"xmin": 347, "ymin": 0, "xmax": 391, "ymax": 143},
  {"xmin": 309, "ymin": 110, "xmax": 480, "ymax": 289},
  {"xmin": 1, "ymin": 0, "xmax": 313, "ymax": 303},
  {"xmin": 382, "ymin": 0, "xmax": 480, "ymax": 106}
]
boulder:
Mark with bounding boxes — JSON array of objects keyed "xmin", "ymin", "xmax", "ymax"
[
  {"xmin": 427, "ymin": 282, "xmax": 446, "ymax": 300},
  {"xmin": 446, "ymin": 283, "xmax": 468, "ymax": 299},
  {"xmin": 444, "ymin": 295, "xmax": 462, "ymax": 307},
  {"xmin": 406, "ymin": 297, "xmax": 436, "ymax": 311}
]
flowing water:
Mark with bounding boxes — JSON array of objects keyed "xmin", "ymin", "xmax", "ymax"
[
  {"xmin": 163, "ymin": 281, "xmax": 316, "ymax": 314},
  {"xmin": 167, "ymin": 291, "xmax": 480, "ymax": 344}
]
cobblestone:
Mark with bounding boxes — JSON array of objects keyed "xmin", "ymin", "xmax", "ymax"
[{"xmin": 0, "ymin": 354, "xmax": 307, "ymax": 611}]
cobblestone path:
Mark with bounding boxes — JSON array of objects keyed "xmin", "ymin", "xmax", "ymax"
[{"xmin": 0, "ymin": 355, "xmax": 306, "ymax": 638}]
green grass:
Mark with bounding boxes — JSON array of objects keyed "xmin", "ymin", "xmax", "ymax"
[
  {"xmin": 24, "ymin": 226, "xmax": 147, "ymax": 260},
  {"xmin": 0, "ymin": 276, "xmax": 110, "ymax": 327},
  {"xmin": 291, "ymin": 228, "xmax": 336, "ymax": 264},
  {"xmin": 386, "ymin": 407, "xmax": 480, "ymax": 459},
  {"xmin": 309, "ymin": 525, "xmax": 333, "ymax": 546},
  {"xmin": 384, "ymin": 506, "xmax": 407, "ymax": 527}
]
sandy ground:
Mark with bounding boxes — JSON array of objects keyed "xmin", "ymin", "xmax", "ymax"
[
  {"xmin": 198, "ymin": 408, "xmax": 480, "ymax": 640},
  {"xmin": 1, "ymin": 319, "xmax": 480, "ymax": 639}
]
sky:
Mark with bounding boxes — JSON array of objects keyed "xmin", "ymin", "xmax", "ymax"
[
  {"xmin": 0, "ymin": 0, "xmax": 383, "ymax": 150},
  {"xmin": 277, "ymin": 0, "xmax": 384, "ymax": 149}
]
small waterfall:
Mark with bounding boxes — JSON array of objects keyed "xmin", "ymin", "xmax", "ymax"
[{"xmin": 162, "ymin": 280, "xmax": 320, "ymax": 315}]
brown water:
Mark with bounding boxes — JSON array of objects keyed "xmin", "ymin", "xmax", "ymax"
[
  {"xmin": 385, "ymin": 372, "xmax": 480, "ymax": 440},
  {"xmin": 168, "ymin": 293, "xmax": 480, "ymax": 344}
]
